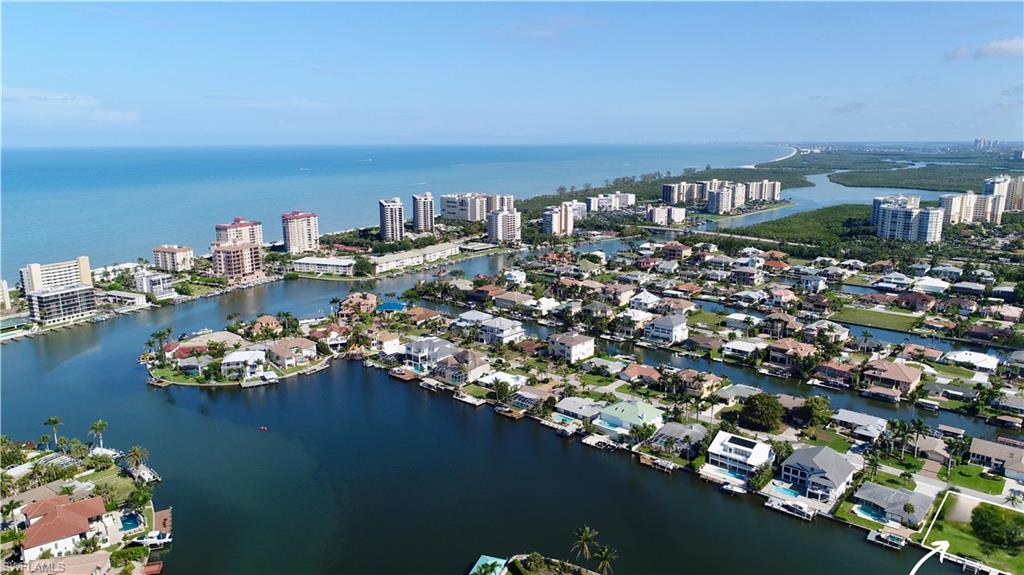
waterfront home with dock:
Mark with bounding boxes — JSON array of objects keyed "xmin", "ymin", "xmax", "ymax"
[
  {"xmin": 706, "ymin": 431, "xmax": 774, "ymax": 479},
  {"xmin": 547, "ymin": 332, "xmax": 595, "ymax": 364},
  {"xmin": 594, "ymin": 399, "xmax": 665, "ymax": 439},
  {"xmin": 852, "ymin": 482, "xmax": 934, "ymax": 528},
  {"xmin": 221, "ymin": 350, "xmax": 266, "ymax": 380},
  {"xmin": 779, "ymin": 446, "xmax": 856, "ymax": 503},
  {"xmin": 21, "ymin": 496, "xmax": 107, "ymax": 561}
]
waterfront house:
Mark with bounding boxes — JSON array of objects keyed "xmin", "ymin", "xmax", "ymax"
[
  {"xmin": 555, "ymin": 397, "xmax": 607, "ymax": 422},
  {"xmin": 985, "ymin": 304, "xmax": 1023, "ymax": 323},
  {"xmin": 853, "ymin": 482, "xmax": 934, "ymax": 527},
  {"xmin": 677, "ymin": 369, "xmax": 725, "ymax": 399},
  {"xmin": 857, "ymin": 293, "xmax": 897, "ymax": 307},
  {"xmin": 547, "ymin": 333, "xmax": 595, "ymax": 364},
  {"xmin": 432, "ymin": 350, "xmax": 491, "ymax": 386},
  {"xmin": 912, "ymin": 435, "xmax": 950, "ymax": 464},
  {"xmin": 582, "ymin": 301, "xmax": 614, "ymax": 320},
  {"xmin": 456, "ymin": 310, "xmax": 494, "ymax": 327},
  {"xmin": 367, "ymin": 329, "xmax": 403, "ymax": 356},
  {"xmin": 995, "ymin": 395, "xmax": 1024, "ymax": 416},
  {"xmin": 721, "ymin": 340, "xmax": 763, "ymax": 362},
  {"xmin": 477, "ymin": 317, "xmax": 526, "ymax": 346},
  {"xmin": 814, "ymin": 360, "xmax": 858, "ymax": 387},
  {"xmin": 643, "ymin": 314, "xmax": 689, "ymax": 345},
  {"xmin": 629, "ymin": 290, "xmax": 662, "ymax": 311},
  {"xmin": 510, "ymin": 385, "xmax": 555, "ymax": 412},
  {"xmin": 249, "ymin": 315, "xmax": 283, "ymax": 338},
  {"xmin": 341, "ymin": 292, "xmax": 378, "ymax": 315},
  {"xmin": 707, "ymin": 431, "xmax": 774, "ymax": 479},
  {"xmin": 493, "ymin": 291, "xmax": 537, "ymax": 311},
  {"xmin": 760, "ymin": 312, "xmax": 802, "ymax": 339},
  {"xmin": 732, "ymin": 266, "xmax": 765, "ymax": 287},
  {"xmin": 819, "ymin": 266, "xmax": 850, "ymax": 282},
  {"xmin": 847, "ymin": 335, "xmax": 892, "ymax": 355},
  {"xmin": 478, "ymin": 371, "xmax": 528, "ymax": 391},
  {"xmin": 308, "ymin": 323, "xmax": 351, "ymax": 351},
  {"xmin": 221, "ymin": 350, "xmax": 266, "ymax": 380},
  {"xmin": 725, "ymin": 313, "xmax": 761, "ymax": 331},
  {"xmin": 662, "ymin": 242, "xmax": 692, "ymax": 260},
  {"xmin": 840, "ymin": 259, "xmax": 867, "ymax": 271},
  {"xmin": 869, "ymin": 260, "xmax": 897, "ymax": 274},
  {"xmin": 801, "ymin": 294, "xmax": 831, "ymax": 315},
  {"xmin": 895, "ymin": 291, "xmax": 936, "ymax": 312},
  {"xmin": 650, "ymin": 423, "xmax": 708, "ymax": 458},
  {"xmin": 682, "ymin": 335, "xmax": 723, "ymax": 353},
  {"xmin": 768, "ymin": 287, "xmax": 797, "ymax": 307},
  {"xmin": 898, "ymin": 343, "xmax": 943, "ymax": 362},
  {"xmin": 766, "ymin": 338, "xmax": 816, "ymax": 372},
  {"xmin": 733, "ymin": 290, "xmax": 769, "ymax": 306},
  {"xmin": 780, "ymin": 446, "xmax": 856, "ymax": 502},
  {"xmin": 615, "ymin": 309, "xmax": 656, "ymax": 336},
  {"xmin": 830, "ymin": 409, "xmax": 887, "ymax": 442},
  {"xmin": 802, "ymin": 320, "xmax": 850, "ymax": 344},
  {"xmin": 582, "ymin": 357, "xmax": 627, "ymax": 376},
  {"xmin": 874, "ymin": 272, "xmax": 914, "ymax": 292},
  {"xmin": 469, "ymin": 284, "xmax": 506, "ymax": 303},
  {"xmin": 912, "ymin": 276, "xmax": 950, "ymax": 295},
  {"xmin": 595, "ymin": 399, "xmax": 665, "ymax": 438},
  {"xmin": 405, "ymin": 306, "xmax": 441, "ymax": 326},
  {"xmin": 969, "ymin": 438, "xmax": 1024, "ymax": 480},
  {"xmin": 618, "ymin": 362, "xmax": 662, "ymax": 385},
  {"xmin": 861, "ymin": 360, "xmax": 921, "ymax": 394},
  {"xmin": 178, "ymin": 355, "xmax": 213, "ymax": 376},
  {"xmin": 764, "ymin": 260, "xmax": 791, "ymax": 274},
  {"xmin": 943, "ymin": 350, "xmax": 999, "ymax": 373},
  {"xmin": 404, "ymin": 336, "xmax": 456, "ymax": 372},
  {"xmin": 267, "ymin": 337, "xmax": 318, "ymax": 369},
  {"xmin": 21, "ymin": 496, "xmax": 107, "ymax": 561},
  {"xmin": 706, "ymin": 255, "xmax": 735, "ymax": 270},
  {"xmin": 503, "ymin": 269, "xmax": 527, "ymax": 286},
  {"xmin": 656, "ymin": 297, "xmax": 696, "ymax": 316},
  {"xmin": 798, "ymin": 274, "xmax": 827, "ymax": 293}
]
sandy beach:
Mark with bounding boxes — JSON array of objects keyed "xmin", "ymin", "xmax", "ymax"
[{"xmin": 740, "ymin": 145, "xmax": 797, "ymax": 168}]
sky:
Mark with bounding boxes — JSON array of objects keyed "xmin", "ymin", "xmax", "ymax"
[{"xmin": 2, "ymin": 2, "xmax": 1022, "ymax": 147}]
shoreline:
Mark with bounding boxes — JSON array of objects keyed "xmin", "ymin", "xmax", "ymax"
[{"xmin": 740, "ymin": 145, "xmax": 797, "ymax": 169}]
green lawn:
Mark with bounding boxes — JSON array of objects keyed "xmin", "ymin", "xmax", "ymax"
[
  {"xmin": 878, "ymin": 453, "xmax": 926, "ymax": 473},
  {"xmin": 835, "ymin": 501, "xmax": 886, "ymax": 530},
  {"xmin": 921, "ymin": 495, "xmax": 1024, "ymax": 575},
  {"xmin": 580, "ymin": 373, "xmax": 614, "ymax": 387},
  {"xmin": 842, "ymin": 274, "xmax": 873, "ymax": 287},
  {"xmin": 832, "ymin": 307, "xmax": 919, "ymax": 331},
  {"xmin": 939, "ymin": 464, "xmax": 1006, "ymax": 495},
  {"xmin": 616, "ymin": 382, "xmax": 655, "ymax": 398},
  {"xmin": 150, "ymin": 366, "xmax": 201, "ymax": 384},
  {"xmin": 182, "ymin": 282, "xmax": 219, "ymax": 296},
  {"xmin": 687, "ymin": 310, "xmax": 722, "ymax": 327},
  {"xmin": 871, "ymin": 470, "xmax": 916, "ymax": 491},
  {"xmin": 463, "ymin": 384, "xmax": 490, "ymax": 399},
  {"xmin": 923, "ymin": 360, "xmax": 977, "ymax": 380},
  {"xmin": 801, "ymin": 428, "xmax": 852, "ymax": 453}
]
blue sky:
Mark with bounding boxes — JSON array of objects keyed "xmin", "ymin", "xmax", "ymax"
[{"xmin": 3, "ymin": 2, "xmax": 1022, "ymax": 146}]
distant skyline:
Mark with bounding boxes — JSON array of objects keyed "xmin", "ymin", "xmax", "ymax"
[{"xmin": 3, "ymin": 2, "xmax": 1022, "ymax": 147}]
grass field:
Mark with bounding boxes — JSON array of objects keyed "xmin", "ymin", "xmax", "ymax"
[
  {"xmin": 878, "ymin": 454, "xmax": 925, "ymax": 473},
  {"xmin": 921, "ymin": 495, "xmax": 1024, "ymax": 575},
  {"xmin": 801, "ymin": 427, "xmax": 852, "ymax": 453},
  {"xmin": 939, "ymin": 464, "xmax": 1006, "ymax": 495},
  {"xmin": 463, "ymin": 384, "xmax": 490, "ymax": 399},
  {"xmin": 832, "ymin": 307, "xmax": 919, "ymax": 331},
  {"xmin": 869, "ymin": 470, "xmax": 916, "ymax": 491}
]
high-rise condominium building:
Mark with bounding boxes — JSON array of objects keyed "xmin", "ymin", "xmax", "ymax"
[
  {"xmin": 379, "ymin": 197, "xmax": 405, "ymax": 242},
  {"xmin": 212, "ymin": 242, "xmax": 265, "ymax": 284},
  {"xmin": 281, "ymin": 210, "xmax": 320, "ymax": 254},
  {"xmin": 873, "ymin": 196, "xmax": 943, "ymax": 243},
  {"xmin": 646, "ymin": 206, "xmax": 686, "ymax": 225},
  {"xmin": 215, "ymin": 217, "xmax": 264, "ymax": 246},
  {"xmin": 706, "ymin": 189, "xmax": 733, "ymax": 215},
  {"xmin": 745, "ymin": 179, "xmax": 782, "ymax": 202},
  {"xmin": 587, "ymin": 191, "xmax": 636, "ymax": 212},
  {"xmin": 152, "ymin": 245, "xmax": 194, "ymax": 273},
  {"xmin": 487, "ymin": 209, "xmax": 522, "ymax": 244},
  {"xmin": 20, "ymin": 256, "xmax": 96, "ymax": 325},
  {"xmin": 439, "ymin": 193, "xmax": 489, "ymax": 221},
  {"xmin": 20, "ymin": 256, "xmax": 92, "ymax": 292},
  {"xmin": 412, "ymin": 193, "xmax": 435, "ymax": 232},
  {"xmin": 565, "ymin": 200, "xmax": 588, "ymax": 221},
  {"xmin": 543, "ymin": 202, "xmax": 574, "ymax": 237},
  {"xmin": 1004, "ymin": 175, "xmax": 1024, "ymax": 212},
  {"xmin": 940, "ymin": 192, "xmax": 1005, "ymax": 225},
  {"xmin": 486, "ymin": 194, "xmax": 515, "ymax": 214}
]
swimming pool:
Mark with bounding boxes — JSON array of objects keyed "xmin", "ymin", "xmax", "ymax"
[
  {"xmin": 120, "ymin": 513, "xmax": 141, "ymax": 531},
  {"xmin": 772, "ymin": 485, "xmax": 801, "ymax": 498},
  {"xmin": 553, "ymin": 414, "xmax": 575, "ymax": 425},
  {"xmin": 852, "ymin": 504, "xmax": 887, "ymax": 524}
]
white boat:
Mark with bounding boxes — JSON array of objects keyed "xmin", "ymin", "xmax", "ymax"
[
  {"xmin": 720, "ymin": 484, "xmax": 747, "ymax": 496},
  {"xmin": 131, "ymin": 530, "xmax": 172, "ymax": 548},
  {"xmin": 866, "ymin": 530, "xmax": 907, "ymax": 550},
  {"xmin": 764, "ymin": 497, "xmax": 815, "ymax": 521},
  {"xmin": 453, "ymin": 392, "xmax": 487, "ymax": 407}
]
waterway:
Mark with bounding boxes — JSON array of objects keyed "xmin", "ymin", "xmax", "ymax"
[{"xmin": 2, "ymin": 161, "xmax": 976, "ymax": 574}]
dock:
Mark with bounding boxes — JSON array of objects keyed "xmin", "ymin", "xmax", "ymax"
[
  {"xmin": 638, "ymin": 453, "xmax": 679, "ymax": 474},
  {"xmin": 866, "ymin": 530, "xmax": 906, "ymax": 551},
  {"xmin": 764, "ymin": 497, "xmax": 815, "ymax": 521},
  {"xmin": 454, "ymin": 393, "xmax": 488, "ymax": 407},
  {"xmin": 581, "ymin": 434, "xmax": 617, "ymax": 451},
  {"xmin": 494, "ymin": 405, "xmax": 525, "ymax": 420},
  {"xmin": 389, "ymin": 367, "xmax": 420, "ymax": 382},
  {"xmin": 147, "ymin": 378, "xmax": 171, "ymax": 388}
]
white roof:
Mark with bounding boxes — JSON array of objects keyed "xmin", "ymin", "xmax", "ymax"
[
  {"xmin": 708, "ymin": 431, "xmax": 774, "ymax": 467},
  {"xmin": 479, "ymin": 371, "xmax": 528, "ymax": 389},
  {"xmin": 294, "ymin": 256, "xmax": 355, "ymax": 265},
  {"xmin": 943, "ymin": 350, "xmax": 999, "ymax": 371},
  {"xmin": 723, "ymin": 340, "xmax": 759, "ymax": 353},
  {"xmin": 223, "ymin": 350, "xmax": 265, "ymax": 363}
]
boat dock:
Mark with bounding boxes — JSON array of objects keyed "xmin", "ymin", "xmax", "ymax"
[
  {"xmin": 581, "ymin": 434, "xmax": 617, "ymax": 451},
  {"xmin": 494, "ymin": 405, "xmax": 525, "ymax": 419},
  {"xmin": 764, "ymin": 497, "xmax": 815, "ymax": 521},
  {"xmin": 454, "ymin": 393, "xmax": 488, "ymax": 407},
  {"xmin": 638, "ymin": 453, "xmax": 679, "ymax": 473},
  {"xmin": 389, "ymin": 367, "xmax": 420, "ymax": 382},
  {"xmin": 866, "ymin": 530, "xmax": 906, "ymax": 551}
]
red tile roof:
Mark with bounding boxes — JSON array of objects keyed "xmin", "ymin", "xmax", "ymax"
[{"xmin": 23, "ymin": 496, "xmax": 105, "ymax": 550}]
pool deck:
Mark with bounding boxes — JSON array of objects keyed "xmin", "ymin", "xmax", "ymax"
[{"xmin": 759, "ymin": 480, "xmax": 834, "ymax": 514}]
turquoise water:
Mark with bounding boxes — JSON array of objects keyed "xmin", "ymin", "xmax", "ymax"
[
  {"xmin": 1, "ymin": 144, "xmax": 788, "ymax": 278},
  {"xmin": 773, "ymin": 485, "xmax": 802, "ymax": 498},
  {"xmin": 120, "ymin": 512, "xmax": 142, "ymax": 531},
  {"xmin": 553, "ymin": 414, "xmax": 575, "ymax": 425}
]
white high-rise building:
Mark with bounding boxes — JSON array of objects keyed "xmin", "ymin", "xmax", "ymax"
[
  {"xmin": 152, "ymin": 245, "xmax": 194, "ymax": 273},
  {"xmin": 1005, "ymin": 175, "xmax": 1024, "ymax": 212},
  {"xmin": 874, "ymin": 196, "xmax": 944, "ymax": 243},
  {"xmin": 378, "ymin": 197, "xmax": 405, "ymax": 242},
  {"xmin": 729, "ymin": 183, "xmax": 747, "ymax": 209},
  {"xmin": 439, "ymin": 193, "xmax": 489, "ymax": 221},
  {"xmin": 941, "ymin": 192, "xmax": 1005, "ymax": 225},
  {"xmin": 646, "ymin": 206, "xmax": 686, "ymax": 225},
  {"xmin": 215, "ymin": 217, "xmax": 264, "ymax": 246},
  {"xmin": 586, "ymin": 191, "xmax": 636, "ymax": 212},
  {"xmin": 487, "ymin": 209, "xmax": 522, "ymax": 244},
  {"xmin": 706, "ymin": 189, "xmax": 733, "ymax": 214},
  {"xmin": 746, "ymin": 179, "xmax": 782, "ymax": 202},
  {"xmin": 566, "ymin": 200, "xmax": 588, "ymax": 221},
  {"xmin": 412, "ymin": 193, "xmax": 435, "ymax": 232},
  {"xmin": 543, "ymin": 202, "xmax": 574, "ymax": 237},
  {"xmin": 20, "ymin": 256, "xmax": 93, "ymax": 292},
  {"xmin": 281, "ymin": 210, "xmax": 320, "ymax": 254}
]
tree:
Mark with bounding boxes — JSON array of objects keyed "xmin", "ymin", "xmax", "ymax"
[
  {"xmin": 909, "ymin": 418, "xmax": 927, "ymax": 457},
  {"xmin": 571, "ymin": 525, "xmax": 599, "ymax": 561},
  {"xmin": 94, "ymin": 482, "xmax": 118, "ymax": 509},
  {"xmin": 1004, "ymin": 492, "xmax": 1023, "ymax": 509},
  {"xmin": 800, "ymin": 396, "xmax": 832, "ymax": 427},
  {"xmin": 972, "ymin": 502, "xmax": 1024, "ymax": 547},
  {"xmin": 739, "ymin": 394, "xmax": 785, "ymax": 432},
  {"xmin": 903, "ymin": 502, "xmax": 916, "ymax": 515},
  {"xmin": 44, "ymin": 416, "xmax": 63, "ymax": 448},
  {"xmin": 1, "ymin": 498, "xmax": 22, "ymax": 530},
  {"xmin": 493, "ymin": 381, "xmax": 513, "ymax": 404},
  {"xmin": 125, "ymin": 445, "xmax": 149, "ymax": 471},
  {"xmin": 866, "ymin": 452, "xmax": 881, "ymax": 479},
  {"xmin": 593, "ymin": 545, "xmax": 618, "ymax": 575},
  {"xmin": 472, "ymin": 563, "xmax": 499, "ymax": 575},
  {"xmin": 627, "ymin": 423, "xmax": 656, "ymax": 446},
  {"xmin": 89, "ymin": 420, "xmax": 108, "ymax": 449}
]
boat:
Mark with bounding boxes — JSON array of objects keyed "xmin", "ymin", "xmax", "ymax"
[
  {"xmin": 915, "ymin": 399, "xmax": 941, "ymax": 412},
  {"xmin": 301, "ymin": 362, "xmax": 329, "ymax": 376},
  {"xmin": 258, "ymin": 426, "xmax": 269, "ymax": 432},
  {"xmin": 764, "ymin": 497, "xmax": 815, "ymax": 521},
  {"xmin": 866, "ymin": 530, "xmax": 907, "ymax": 551},
  {"xmin": 419, "ymin": 380, "xmax": 442, "ymax": 392},
  {"xmin": 130, "ymin": 531, "xmax": 173, "ymax": 549},
  {"xmin": 453, "ymin": 392, "xmax": 487, "ymax": 407},
  {"xmin": 720, "ymin": 484, "xmax": 747, "ymax": 496}
]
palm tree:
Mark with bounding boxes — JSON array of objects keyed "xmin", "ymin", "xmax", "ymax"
[
  {"xmin": 910, "ymin": 418, "xmax": 927, "ymax": 458},
  {"xmin": 1005, "ymin": 491, "xmax": 1024, "ymax": 509},
  {"xmin": 56, "ymin": 436, "xmax": 69, "ymax": 454},
  {"xmin": 89, "ymin": 420, "xmax": 108, "ymax": 449},
  {"xmin": 866, "ymin": 452, "xmax": 881, "ymax": 479},
  {"xmin": 37, "ymin": 435, "xmax": 50, "ymax": 450},
  {"xmin": 571, "ymin": 525, "xmax": 599, "ymax": 561},
  {"xmin": 593, "ymin": 545, "xmax": 618, "ymax": 575},
  {"xmin": 44, "ymin": 416, "xmax": 63, "ymax": 448},
  {"xmin": 124, "ymin": 445, "xmax": 149, "ymax": 471},
  {"xmin": 1, "ymin": 499, "xmax": 21, "ymax": 530},
  {"xmin": 471, "ymin": 563, "xmax": 499, "ymax": 575}
]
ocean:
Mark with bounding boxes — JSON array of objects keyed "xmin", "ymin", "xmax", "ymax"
[{"xmin": 1, "ymin": 144, "xmax": 788, "ymax": 279}]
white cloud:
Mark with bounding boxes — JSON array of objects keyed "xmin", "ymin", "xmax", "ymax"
[
  {"xmin": 3, "ymin": 86, "xmax": 140, "ymax": 126},
  {"xmin": 944, "ymin": 46, "xmax": 971, "ymax": 62},
  {"xmin": 975, "ymin": 36, "xmax": 1024, "ymax": 59}
]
